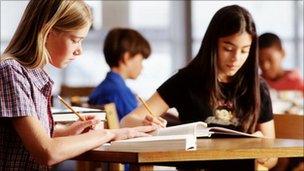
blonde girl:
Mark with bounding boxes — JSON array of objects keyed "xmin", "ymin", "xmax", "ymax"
[{"xmin": 0, "ymin": 0, "xmax": 155, "ymax": 170}]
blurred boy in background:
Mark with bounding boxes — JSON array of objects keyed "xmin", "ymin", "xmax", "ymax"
[
  {"xmin": 89, "ymin": 28, "xmax": 151, "ymax": 120},
  {"xmin": 258, "ymin": 32, "xmax": 303, "ymax": 92}
]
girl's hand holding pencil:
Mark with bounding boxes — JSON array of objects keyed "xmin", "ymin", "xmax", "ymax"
[
  {"xmin": 53, "ymin": 115, "xmax": 102, "ymax": 137},
  {"xmin": 56, "ymin": 96, "xmax": 101, "ymax": 136},
  {"xmin": 143, "ymin": 114, "xmax": 167, "ymax": 128},
  {"xmin": 65, "ymin": 115, "xmax": 101, "ymax": 135},
  {"xmin": 138, "ymin": 96, "xmax": 167, "ymax": 128}
]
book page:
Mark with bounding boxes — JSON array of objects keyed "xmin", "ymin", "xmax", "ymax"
[
  {"xmin": 209, "ymin": 127, "xmax": 262, "ymax": 138},
  {"xmin": 153, "ymin": 121, "xmax": 209, "ymax": 137}
]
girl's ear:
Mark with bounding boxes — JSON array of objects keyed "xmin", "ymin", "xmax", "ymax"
[
  {"xmin": 47, "ymin": 29, "xmax": 55, "ymax": 39},
  {"xmin": 46, "ymin": 30, "xmax": 54, "ymax": 45},
  {"xmin": 48, "ymin": 29, "xmax": 54, "ymax": 36},
  {"xmin": 48, "ymin": 29, "xmax": 60, "ymax": 37}
]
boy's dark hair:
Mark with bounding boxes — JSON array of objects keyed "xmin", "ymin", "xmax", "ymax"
[
  {"xmin": 258, "ymin": 32, "xmax": 283, "ymax": 50},
  {"xmin": 103, "ymin": 28, "xmax": 151, "ymax": 67}
]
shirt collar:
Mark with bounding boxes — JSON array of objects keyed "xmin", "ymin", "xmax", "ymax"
[{"xmin": 107, "ymin": 71, "xmax": 126, "ymax": 85}]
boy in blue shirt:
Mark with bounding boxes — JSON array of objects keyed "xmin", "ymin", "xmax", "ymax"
[{"xmin": 89, "ymin": 28, "xmax": 151, "ymax": 120}]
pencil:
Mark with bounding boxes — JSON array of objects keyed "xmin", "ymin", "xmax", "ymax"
[
  {"xmin": 57, "ymin": 95, "xmax": 86, "ymax": 121},
  {"xmin": 138, "ymin": 96, "xmax": 155, "ymax": 117}
]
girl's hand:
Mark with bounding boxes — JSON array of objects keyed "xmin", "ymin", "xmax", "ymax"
[
  {"xmin": 257, "ymin": 157, "xmax": 278, "ymax": 169},
  {"xmin": 109, "ymin": 125, "xmax": 157, "ymax": 141},
  {"xmin": 65, "ymin": 115, "xmax": 101, "ymax": 135},
  {"xmin": 143, "ymin": 114, "xmax": 167, "ymax": 128}
]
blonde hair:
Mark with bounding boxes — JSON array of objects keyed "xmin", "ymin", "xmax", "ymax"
[{"xmin": 1, "ymin": 0, "xmax": 92, "ymax": 68}]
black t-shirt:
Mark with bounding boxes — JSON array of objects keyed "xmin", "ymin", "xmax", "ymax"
[{"xmin": 157, "ymin": 70, "xmax": 273, "ymax": 131}]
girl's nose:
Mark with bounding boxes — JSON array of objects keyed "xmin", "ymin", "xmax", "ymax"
[{"xmin": 231, "ymin": 51, "xmax": 241, "ymax": 62}]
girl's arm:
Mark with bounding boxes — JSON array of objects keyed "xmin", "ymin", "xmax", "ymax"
[
  {"xmin": 256, "ymin": 120, "xmax": 278, "ymax": 169},
  {"xmin": 12, "ymin": 116, "xmax": 155, "ymax": 166},
  {"xmin": 13, "ymin": 116, "xmax": 114, "ymax": 166},
  {"xmin": 257, "ymin": 119, "xmax": 275, "ymax": 138},
  {"xmin": 121, "ymin": 92, "xmax": 169, "ymax": 127}
]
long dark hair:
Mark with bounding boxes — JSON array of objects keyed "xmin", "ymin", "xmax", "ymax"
[{"xmin": 184, "ymin": 5, "xmax": 260, "ymax": 133}]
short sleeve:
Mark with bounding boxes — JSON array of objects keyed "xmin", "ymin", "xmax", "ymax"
[
  {"xmin": 258, "ymin": 79, "xmax": 273, "ymax": 123},
  {"xmin": 157, "ymin": 71, "xmax": 186, "ymax": 108},
  {"xmin": 0, "ymin": 64, "xmax": 36, "ymax": 118}
]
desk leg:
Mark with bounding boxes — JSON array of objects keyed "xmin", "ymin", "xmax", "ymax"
[{"xmin": 129, "ymin": 164, "xmax": 153, "ymax": 171}]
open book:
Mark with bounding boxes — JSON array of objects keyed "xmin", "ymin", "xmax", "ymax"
[
  {"xmin": 151, "ymin": 121, "xmax": 261, "ymax": 138},
  {"xmin": 103, "ymin": 121, "xmax": 261, "ymax": 152}
]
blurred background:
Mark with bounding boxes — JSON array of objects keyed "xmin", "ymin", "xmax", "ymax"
[{"xmin": 1, "ymin": 0, "xmax": 303, "ymax": 102}]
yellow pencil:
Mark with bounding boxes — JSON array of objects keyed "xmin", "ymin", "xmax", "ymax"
[
  {"xmin": 138, "ymin": 96, "xmax": 155, "ymax": 117},
  {"xmin": 57, "ymin": 95, "xmax": 86, "ymax": 121}
]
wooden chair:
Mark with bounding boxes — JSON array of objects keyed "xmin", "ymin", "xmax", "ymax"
[
  {"xmin": 256, "ymin": 114, "xmax": 304, "ymax": 171},
  {"xmin": 103, "ymin": 103, "xmax": 120, "ymax": 129},
  {"xmin": 270, "ymin": 114, "xmax": 304, "ymax": 171},
  {"xmin": 103, "ymin": 103, "xmax": 124, "ymax": 171},
  {"xmin": 60, "ymin": 85, "xmax": 95, "ymax": 97},
  {"xmin": 273, "ymin": 114, "xmax": 303, "ymax": 139}
]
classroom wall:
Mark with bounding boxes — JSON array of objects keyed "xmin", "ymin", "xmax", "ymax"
[{"xmin": 1, "ymin": 1, "xmax": 303, "ymax": 99}]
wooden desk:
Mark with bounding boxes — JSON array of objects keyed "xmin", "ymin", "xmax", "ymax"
[{"xmin": 74, "ymin": 138, "xmax": 303, "ymax": 171}]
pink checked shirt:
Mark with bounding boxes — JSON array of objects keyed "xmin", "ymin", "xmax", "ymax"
[{"xmin": 0, "ymin": 59, "xmax": 54, "ymax": 170}]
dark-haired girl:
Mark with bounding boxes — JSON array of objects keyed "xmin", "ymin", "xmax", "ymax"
[{"xmin": 122, "ymin": 5, "xmax": 277, "ymax": 169}]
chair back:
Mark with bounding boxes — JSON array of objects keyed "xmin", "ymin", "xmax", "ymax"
[
  {"xmin": 103, "ymin": 103, "xmax": 120, "ymax": 129},
  {"xmin": 60, "ymin": 85, "xmax": 94, "ymax": 97},
  {"xmin": 59, "ymin": 85, "xmax": 95, "ymax": 106},
  {"xmin": 274, "ymin": 114, "xmax": 303, "ymax": 139}
]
